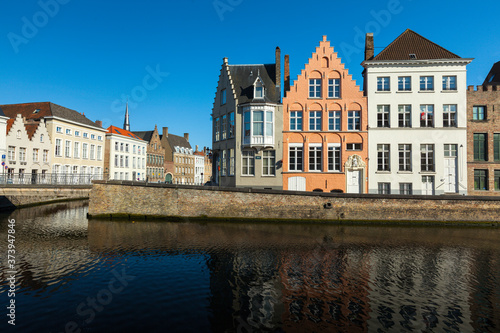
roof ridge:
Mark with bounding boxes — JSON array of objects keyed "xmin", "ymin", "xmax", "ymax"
[
  {"xmin": 373, "ymin": 29, "xmax": 461, "ymax": 61},
  {"xmin": 405, "ymin": 29, "xmax": 460, "ymax": 58}
]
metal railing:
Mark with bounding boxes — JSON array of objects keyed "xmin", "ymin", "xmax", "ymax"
[{"xmin": 0, "ymin": 173, "xmax": 105, "ymax": 185}]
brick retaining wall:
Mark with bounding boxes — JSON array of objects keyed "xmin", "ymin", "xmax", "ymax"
[{"xmin": 88, "ymin": 181, "xmax": 500, "ymax": 223}]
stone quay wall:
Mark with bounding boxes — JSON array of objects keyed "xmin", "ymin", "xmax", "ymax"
[
  {"xmin": 0, "ymin": 185, "xmax": 92, "ymax": 210},
  {"xmin": 88, "ymin": 181, "xmax": 500, "ymax": 223}
]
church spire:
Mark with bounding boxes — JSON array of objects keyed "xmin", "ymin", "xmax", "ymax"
[{"xmin": 123, "ymin": 102, "xmax": 130, "ymax": 131}]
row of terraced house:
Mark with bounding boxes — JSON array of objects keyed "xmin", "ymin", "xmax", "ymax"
[
  {"xmin": 211, "ymin": 29, "xmax": 500, "ymax": 196},
  {"xmin": 0, "ymin": 102, "xmax": 212, "ymax": 185}
]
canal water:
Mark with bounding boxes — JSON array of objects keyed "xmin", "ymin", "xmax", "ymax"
[{"xmin": 0, "ymin": 201, "xmax": 499, "ymax": 332}]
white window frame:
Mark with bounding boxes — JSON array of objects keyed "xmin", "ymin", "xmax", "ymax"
[
  {"xmin": 377, "ymin": 144, "xmax": 390, "ymax": 171},
  {"xmin": 398, "ymin": 144, "xmax": 412, "ymax": 172},
  {"xmin": 442, "ymin": 76, "xmax": 457, "ymax": 91},
  {"xmin": 398, "ymin": 76, "xmax": 411, "ymax": 91},
  {"xmin": 328, "ymin": 111, "xmax": 341, "ymax": 131},
  {"xmin": 290, "ymin": 111, "xmax": 303, "ymax": 131},
  {"xmin": 421, "ymin": 144, "xmax": 435, "ymax": 172},
  {"xmin": 377, "ymin": 77, "xmax": 390, "ymax": 91},
  {"xmin": 309, "ymin": 111, "xmax": 322, "ymax": 131},
  {"xmin": 241, "ymin": 150, "xmax": 255, "ymax": 176},
  {"xmin": 377, "ymin": 105, "xmax": 390, "ymax": 128},
  {"xmin": 443, "ymin": 105, "xmax": 457, "ymax": 127},
  {"xmin": 308, "ymin": 144, "xmax": 322, "ymax": 172},
  {"xmin": 309, "ymin": 79, "xmax": 321, "ymax": 98},
  {"xmin": 328, "ymin": 78, "xmax": 340, "ymax": 98},
  {"xmin": 347, "ymin": 111, "xmax": 361, "ymax": 131},
  {"xmin": 55, "ymin": 139, "xmax": 62, "ymax": 157},
  {"xmin": 398, "ymin": 105, "xmax": 411, "ymax": 128},
  {"xmin": 289, "ymin": 144, "xmax": 303, "ymax": 172},
  {"xmin": 420, "ymin": 105, "xmax": 434, "ymax": 128},
  {"xmin": 420, "ymin": 76, "xmax": 434, "ymax": 91},
  {"xmin": 262, "ymin": 150, "xmax": 275, "ymax": 176},
  {"xmin": 327, "ymin": 144, "xmax": 341, "ymax": 172}
]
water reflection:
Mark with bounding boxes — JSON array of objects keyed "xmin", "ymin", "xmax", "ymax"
[{"xmin": 0, "ymin": 203, "xmax": 499, "ymax": 332}]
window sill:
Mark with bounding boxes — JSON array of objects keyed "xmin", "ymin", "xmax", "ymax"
[
  {"xmin": 418, "ymin": 90, "xmax": 435, "ymax": 93},
  {"xmin": 241, "ymin": 175, "xmax": 255, "ymax": 177},
  {"xmin": 375, "ymin": 171, "xmax": 391, "ymax": 174},
  {"xmin": 419, "ymin": 171, "xmax": 436, "ymax": 174},
  {"xmin": 262, "ymin": 175, "xmax": 276, "ymax": 177},
  {"xmin": 326, "ymin": 97, "xmax": 341, "ymax": 100},
  {"xmin": 308, "ymin": 97, "xmax": 322, "ymax": 99},
  {"xmin": 396, "ymin": 90, "xmax": 412, "ymax": 93},
  {"xmin": 375, "ymin": 91, "xmax": 391, "ymax": 93},
  {"xmin": 441, "ymin": 90, "xmax": 457, "ymax": 93},
  {"xmin": 397, "ymin": 171, "xmax": 413, "ymax": 174}
]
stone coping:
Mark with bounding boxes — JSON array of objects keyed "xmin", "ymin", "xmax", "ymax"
[{"xmin": 92, "ymin": 180, "xmax": 500, "ymax": 202}]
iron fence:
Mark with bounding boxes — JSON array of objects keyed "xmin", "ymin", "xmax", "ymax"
[{"xmin": 0, "ymin": 173, "xmax": 106, "ymax": 185}]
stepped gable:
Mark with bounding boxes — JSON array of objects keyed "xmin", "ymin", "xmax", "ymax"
[{"xmin": 373, "ymin": 29, "xmax": 461, "ymax": 61}]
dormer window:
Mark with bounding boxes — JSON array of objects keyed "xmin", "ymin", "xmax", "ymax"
[{"xmin": 254, "ymin": 78, "xmax": 264, "ymax": 99}]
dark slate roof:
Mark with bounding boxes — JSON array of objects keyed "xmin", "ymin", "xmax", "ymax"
[
  {"xmin": 0, "ymin": 102, "xmax": 102, "ymax": 128},
  {"xmin": 373, "ymin": 29, "xmax": 461, "ymax": 61},
  {"xmin": 132, "ymin": 130, "xmax": 154, "ymax": 142},
  {"xmin": 164, "ymin": 134, "xmax": 191, "ymax": 151},
  {"xmin": 229, "ymin": 64, "xmax": 280, "ymax": 104},
  {"xmin": 483, "ymin": 61, "xmax": 500, "ymax": 85},
  {"xmin": 106, "ymin": 125, "xmax": 144, "ymax": 140}
]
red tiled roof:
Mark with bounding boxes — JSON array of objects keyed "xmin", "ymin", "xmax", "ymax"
[
  {"xmin": 6, "ymin": 119, "xmax": 15, "ymax": 134},
  {"xmin": 373, "ymin": 29, "xmax": 461, "ymax": 61},
  {"xmin": 106, "ymin": 125, "xmax": 144, "ymax": 141},
  {"xmin": 25, "ymin": 123, "xmax": 39, "ymax": 140},
  {"xmin": 0, "ymin": 102, "xmax": 101, "ymax": 128}
]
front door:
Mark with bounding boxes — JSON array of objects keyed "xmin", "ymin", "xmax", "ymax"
[
  {"xmin": 444, "ymin": 158, "xmax": 457, "ymax": 193},
  {"xmin": 422, "ymin": 176, "xmax": 434, "ymax": 195},
  {"xmin": 288, "ymin": 176, "xmax": 306, "ymax": 191},
  {"xmin": 347, "ymin": 170, "xmax": 361, "ymax": 193}
]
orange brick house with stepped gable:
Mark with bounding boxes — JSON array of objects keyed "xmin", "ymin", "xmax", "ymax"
[{"xmin": 282, "ymin": 36, "xmax": 368, "ymax": 193}]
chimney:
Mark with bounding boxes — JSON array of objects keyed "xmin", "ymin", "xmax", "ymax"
[
  {"xmin": 163, "ymin": 127, "xmax": 168, "ymax": 138},
  {"xmin": 95, "ymin": 120, "xmax": 103, "ymax": 128},
  {"xmin": 195, "ymin": 145, "xmax": 199, "ymax": 152},
  {"xmin": 284, "ymin": 54, "xmax": 290, "ymax": 95},
  {"xmin": 184, "ymin": 133, "xmax": 189, "ymax": 142},
  {"xmin": 275, "ymin": 46, "xmax": 281, "ymax": 93},
  {"xmin": 365, "ymin": 33, "xmax": 374, "ymax": 61}
]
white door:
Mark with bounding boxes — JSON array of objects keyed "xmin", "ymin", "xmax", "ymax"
[
  {"xmin": 347, "ymin": 170, "xmax": 361, "ymax": 193},
  {"xmin": 444, "ymin": 158, "xmax": 457, "ymax": 193},
  {"xmin": 288, "ymin": 177, "xmax": 306, "ymax": 191},
  {"xmin": 422, "ymin": 176, "xmax": 434, "ymax": 195}
]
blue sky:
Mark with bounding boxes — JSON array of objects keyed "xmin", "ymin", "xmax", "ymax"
[{"xmin": 1, "ymin": 0, "xmax": 499, "ymax": 149}]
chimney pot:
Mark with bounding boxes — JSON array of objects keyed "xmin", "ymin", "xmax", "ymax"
[
  {"xmin": 284, "ymin": 54, "xmax": 290, "ymax": 95},
  {"xmin": 365, "ymin": 33, "xmax": 374, "ymax": 61}
]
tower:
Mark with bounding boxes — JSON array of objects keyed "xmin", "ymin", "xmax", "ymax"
[{"xmin": 123, "ymin": 102, "xmax": 130, "ymax": 131}]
